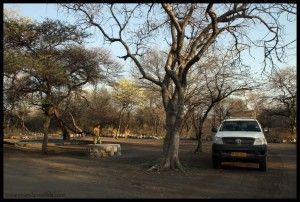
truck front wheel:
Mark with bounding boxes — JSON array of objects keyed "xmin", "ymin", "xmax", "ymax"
[
  {"xmin": 212, "ymin": 157, "xmax": 221, "ymax": 169},
  {"xmin": 259, "ymin": 156, "xmax": 267, "ymax": 171}
]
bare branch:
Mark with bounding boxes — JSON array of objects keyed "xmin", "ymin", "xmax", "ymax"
[{"xmin": 162, "ymin": 3, "xmax": 182, "ymax": 33}]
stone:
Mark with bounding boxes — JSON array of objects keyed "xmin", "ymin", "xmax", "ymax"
[
  {"xmin": 105, "ymin": 146, "xmax": 112, "ymax": 152},
  {"xmin": 101, "ymin": 150, "xmax": 108, "ymax": 157},
  {"xmin": 109, "ymin": 150, "xmax": 115, "ymax": 156},
  {"xmin": 86, "ymin": 144, "xmax": 121, "ymax": 158}
]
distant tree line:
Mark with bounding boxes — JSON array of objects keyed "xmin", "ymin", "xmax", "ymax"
[{"xmin": 5, "ymin": 66, "xmax": 296, "ymax": 144}]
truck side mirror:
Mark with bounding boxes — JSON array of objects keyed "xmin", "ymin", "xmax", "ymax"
[{"xmin": 211, "ymin": 127, "xmax": 217, "ymax": 133}]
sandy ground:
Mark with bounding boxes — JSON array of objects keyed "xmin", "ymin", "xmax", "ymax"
[{"xmin": 3, "ymin": 137, "xmax": 297, "ymax": 199}]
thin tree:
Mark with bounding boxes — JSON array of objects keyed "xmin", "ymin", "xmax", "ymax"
[
  {"xmin": 267, "ymin": 67, "xmax": 296, "ymax": 137},
  {"xmin": 184, "ymin": 50, "xmax": 255, "ymax": 153},
  {"xmin": 112, "ymin": 79, "xmax": 145, "ymax": 138}
]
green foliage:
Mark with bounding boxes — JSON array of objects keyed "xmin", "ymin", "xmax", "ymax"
[
  {"xmin": 4, "ymin": 14, "xmax": 120, "ymax": 112},
  {"xmin": 112, "ymin": 79, "xmax": 146, "ymax": 109},
  {"xmin": 41, "ymin": 98, "xmax": 53, "ymax": 108}
]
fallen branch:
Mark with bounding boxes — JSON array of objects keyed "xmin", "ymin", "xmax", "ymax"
[
  {"xmin": 147, "ymin": 164, "xmax": 160, "ymax": 172},
  {"xmin": 69, "ymin": 112, "xmax": 84, "ymax": 134}
]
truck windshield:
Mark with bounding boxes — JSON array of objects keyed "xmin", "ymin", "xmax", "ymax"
[{"xmin": 220, "ymin": 121, "xmax": 261, "ymax": 132}]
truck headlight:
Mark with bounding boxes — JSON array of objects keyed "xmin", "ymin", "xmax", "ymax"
[
  {"xmin": 253, "ymin": 137, "xmax": 267, "ymax": 145},
  {"xmin": 213, "ymin": 137, "xmax": 223, "ymax": 144}
]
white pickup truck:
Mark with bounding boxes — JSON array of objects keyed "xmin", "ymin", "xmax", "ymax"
[{"xmin": 212, "ymin": 118, "xmax": 268, "ymax": 171}]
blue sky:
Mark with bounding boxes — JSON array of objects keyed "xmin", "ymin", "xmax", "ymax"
[{"xmin": 4, "ymin": 3, "xmax": 297, "ymax": 78}]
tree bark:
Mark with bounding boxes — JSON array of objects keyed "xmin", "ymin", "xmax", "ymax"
[{"xmin": 160, "ymin": 96, "xmax": 185, "ymax": 171}]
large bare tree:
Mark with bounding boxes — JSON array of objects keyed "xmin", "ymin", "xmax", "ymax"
[{"xmin": 62, "ymin": 3, "xmax": 295, "ymax": 170}]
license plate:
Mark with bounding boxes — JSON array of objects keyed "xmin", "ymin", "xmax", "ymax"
[{"xmin": 231, "ymin": 152, "xmax": 247, "ymax": 157}]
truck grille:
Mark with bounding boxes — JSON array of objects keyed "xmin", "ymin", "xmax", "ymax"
[{"xmin": 222, "ymin": 137, "xmax": 255, "ymax": 145}]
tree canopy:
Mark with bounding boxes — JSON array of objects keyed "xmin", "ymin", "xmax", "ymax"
[{"xmin": 4, "ymin": 11, "xmax": 121, "ymax": 153}]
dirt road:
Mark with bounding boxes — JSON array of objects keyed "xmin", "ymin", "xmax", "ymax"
[{"xmin": 3, "ymin": 138, "xmax": 297, "ymax": 198}]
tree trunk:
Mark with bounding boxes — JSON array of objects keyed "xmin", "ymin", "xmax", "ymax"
[
  {"xmin": 194, "ymin": 128, "xmax": 203, "ymax": 153},
  {"xmin": 54, "ymin": 110, "xmax": 70, "ymax": 141},
  {"xmin": 160, "ymin": 97, "xmax": 184, "ymax": 171},
  {"xmin": 191, "ymin": 114, "xmax": 201, "ymax": 153},
  {"xmin": 290, "ymin": 111, "xmax": 296, "ymax": 138},
  {"xmin": 117, "ymin": 108, "xmax": 125, "ymax": 138},
  {"xmin": 125, "ymin": 111, "xmax": 131, "ymax": 132},
  {"xmin": 20, "ymin": 114, "xmax": 30, "ymax": 133},
  {"xmin": 290, "ymin": 121, "xmax": 296, "ymax": 138},
  {"xmin": 42, "ymin": 115, "xmax": 51, "ymax": 154},
  {"xmin": 154, "ymin": 116, "xmax": 159, "ymax": 136},
  {"xmin": 194, "ymin": 102, "xmax": 215, "ymax": 153},
  {"xmin": 59, "ymin": 120, "xmax": 70, "ymax": 141},
  {"xmin": 6, "ymin": 116, "xmax": 11, "ymax": 132}
]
